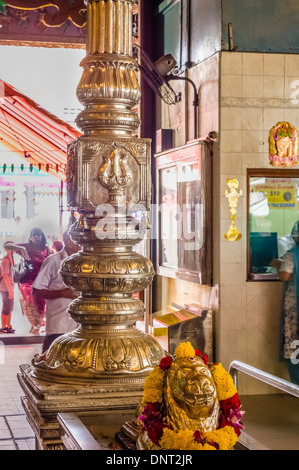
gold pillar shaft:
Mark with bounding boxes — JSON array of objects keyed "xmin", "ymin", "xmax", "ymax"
[
  {"xmin": 31, "ymin": 0, "xmax": 164, "ymax": 391},
  {"xmin": 76, "ymin": 0, "xmax": 140, "ymax": 137},
  {"xmin": 87, "ymin": 0, "xmax": 133, "ymax": 55}
]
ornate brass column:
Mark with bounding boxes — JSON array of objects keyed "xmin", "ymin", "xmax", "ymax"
[
  {"xmin": 33, "ymin": 0, "xmax": 163, "ymax": 385},
  {"xmin": 18, "ymin": 0, "xmax": 164, "ymax": 449}
]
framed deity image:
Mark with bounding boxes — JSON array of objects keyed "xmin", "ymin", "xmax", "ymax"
[{"xmin": 154, "ymin": 140, "xmax": 212, "ymax": 285}]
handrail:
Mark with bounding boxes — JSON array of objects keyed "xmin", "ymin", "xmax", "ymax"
[{"xmin": 229, "ymin": 360, "xmax": 299, "ymax": 398}]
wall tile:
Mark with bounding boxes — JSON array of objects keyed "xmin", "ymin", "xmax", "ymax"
[
  {"xmin": 242, "ymin": 53, "xmax": 264, "ymax": 76},
  {"xmin": 220, "ymin": 106, "xmax": 242, "ymax": 130},
  {"xmin": 285, "ymin": 54, "xmax": 299, "ymax": 77},
  {"xmin": 243, "ymin": 76, "xmax": 264, "ymax": 98},
  {"xmin": 241, "ymin": 129, "xmax": 264, "ymax": 153},
  {"xmin": 220, "ymin": 262, "xmax": 246, "ymax": 286},
  {"xmin": 264, "ymin": 53, "xmax": 285, "ymax": 76},
  {"xmin": 220, "ymin": 152, "xmax": 242, "ymax": 174},
  {"xmin": 221, "ymin": 75, "xmax": 243, "ymax": 97},
  {"xmin": 220, "ymin": 239, "xmax": 243, "ymax": 264},
  {"xmin": 221, "ymin": 52, "xmax": 242, "ymax": 75},
  {"xmin": 241, "ymin": 152, "xmax": 270, "ymax": 170},
  {"xmin": 220, "ymin": 285, "xmax": 243, "ymax": 308},
  {"xmin": 221, "ymin": 129, "xmax": 242, "ymax": 152},
  {"xmin": 263, "ymin": 76, "xmax": 285, "ymax": 99},
  {"xmin": 241, "ymin": 107, "xmax": 263, "ymax": 130}
]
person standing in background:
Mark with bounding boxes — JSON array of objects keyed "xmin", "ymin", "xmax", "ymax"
[
  {"xmin": 5, "ymin": 228, "xmax": 52, "ymax": 334},
  {"xmin": 0, "ymin": 242, "xmax": 15, "ymax": 333},
  {"xmin": 279, "ymin": 221, "xmax": 299, "ymax": 384},
  {"xmin": 33, "ymin": 232, "xmax": 81, "ymax": 353}
]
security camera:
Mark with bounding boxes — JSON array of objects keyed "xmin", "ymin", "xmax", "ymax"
[{"xmin": 154, "ymin": 54, "xmax": 177, "ymax": 77}]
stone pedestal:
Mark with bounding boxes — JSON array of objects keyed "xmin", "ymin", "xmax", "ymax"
[{"xmin": 18, "ymin": 364, "xmax": 143, "ymax": 450}]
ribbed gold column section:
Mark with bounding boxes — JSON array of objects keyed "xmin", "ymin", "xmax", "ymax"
[
  {"xmin": 31, "ymin": 0, "xmax": 165, "ymax": 392},
  {"xmin": 76, "ymin": 0, "xmax": 140, "ymax": 136},
  {"xmin": 87, "ymin": 0, "xmax": 132, "ymax": 55}
]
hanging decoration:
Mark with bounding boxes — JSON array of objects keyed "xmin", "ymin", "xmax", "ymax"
[
  {"xmin": 0, "ymin": 1, "xmax": 6, "ymax": 14},
  {"xmin": 0, "ymin": 162, "xmax": 66, "ymax": 175},
  {"xmin": 224, "ymin": 178, "xmax": 242, "ymax": 242},
  {"xmin": 269, "ymin": 121, "xmax": 299, "ymax": 168}
]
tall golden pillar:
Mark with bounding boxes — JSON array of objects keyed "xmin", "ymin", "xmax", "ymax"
[{"xmin": 18, "ymin": 0, "xmax": 164, "ymax": 450}]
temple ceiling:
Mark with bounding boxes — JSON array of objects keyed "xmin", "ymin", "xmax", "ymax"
[{"xmin": 0, "ymin": 1, "xmax": 86, "ymax": 47}]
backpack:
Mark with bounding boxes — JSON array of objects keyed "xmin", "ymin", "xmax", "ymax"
[{"xmin": 12, "ymin": 258, "xmax": 34, "ymax": 284}]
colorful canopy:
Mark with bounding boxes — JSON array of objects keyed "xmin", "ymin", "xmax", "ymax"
[{"xmin": 0, "ymin": 79, "xmax": 81, "ymax": 181}]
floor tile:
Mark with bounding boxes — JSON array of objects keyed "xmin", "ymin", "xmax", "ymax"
[
  {"xmin": 6, "ymin": 415, "xmax": 34, "ymax": 439},
  {"xmin": 240, "ymin": 394, "xmax": 299, "ymax": 450},
  {"xmin": 16, "ymin": 438, "xmax": 35, "ymax": 450},
  {"xmin": 0, "ymin": 439, "xmax": 16, "ymax": 450},
  {"xmin": 0, "ymin": 417, "xmax": 11, "ymax": 439}
]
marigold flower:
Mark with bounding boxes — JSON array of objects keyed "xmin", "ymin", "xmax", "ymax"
[
  {"xmin": 174, "ymin": 341, "xmax": 195, "ymax": 358},
  {"xmin": 210, "ymin": 363, "xmax": 238, "ymax": 401},
  {"xmin": 141, "ymin": 366, "xmax": 165, "ymax": 405},
  {"xmin": 203, "ymin": 426, "xmax": 238, "ymax": 450}
]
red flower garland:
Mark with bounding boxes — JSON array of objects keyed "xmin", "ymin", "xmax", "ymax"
[
  {"xmin": 194, "ymin": 349, "xmax": 209, "ymax": 365},
  {"xmin": 159, "ymin": 356, "xmax": 172, "ymax": 370},
  {"xmin": 140, "ymin": 351, "xmax": 245, "ymax": 447}
]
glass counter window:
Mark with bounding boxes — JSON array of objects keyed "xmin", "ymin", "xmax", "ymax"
[
  {"xmin": 155, "ymin": 140, "xmax": 212, "ymax": 285},
  {"xmin": 248, "ymin": 169, "xmax": 299, "ymax": 280}
]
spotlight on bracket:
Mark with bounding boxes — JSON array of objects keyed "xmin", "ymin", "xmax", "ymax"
[{"xmin": 154, "ymin": 54, "xmax": 177, "ymax": 77}]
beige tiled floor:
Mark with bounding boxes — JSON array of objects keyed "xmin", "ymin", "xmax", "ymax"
[
  {"xmin": 0, "ymin": 343, "xmax": 41, "ymax": 450},
  {"xmin": 240, "ymin": 394, "xmax": 299, "ymax": 450},
  {"xmin": 0, "ymin": 342, "xmax": 298, "ymax": 451}
]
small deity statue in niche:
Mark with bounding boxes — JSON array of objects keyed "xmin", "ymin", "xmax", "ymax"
[
  {"xmin": 269, "ymin": 121, "xmax": 298, "ymax": 167},
  {"xmin": 224, "ymin": 178, "xmax": 242, "ymax": 241}
]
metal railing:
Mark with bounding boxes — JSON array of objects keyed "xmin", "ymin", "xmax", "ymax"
[
  {"xmin": 228, "ymin": 360, "xmax": 299, "ymax": 450},
  {"xmin": 229, "ymin": 360, "xmax": 299, "ymax": 397}
]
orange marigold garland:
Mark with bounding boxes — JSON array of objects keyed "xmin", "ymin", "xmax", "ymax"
[{"xmin": 139, "ymin": 342, "xmax": 244, "ymax": 450}]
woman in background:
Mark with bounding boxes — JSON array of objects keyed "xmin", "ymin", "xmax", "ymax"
[
  {"xmin": 0, "ymin": 242, "xmax": 15, "ymax": 333},
  {"xmin": 279, "ymin": 221, "xmax": 299, "ymax": 384},
  {"xmin": 5, "ymin": 228, "xmax": 52, "ymax": 334}
]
